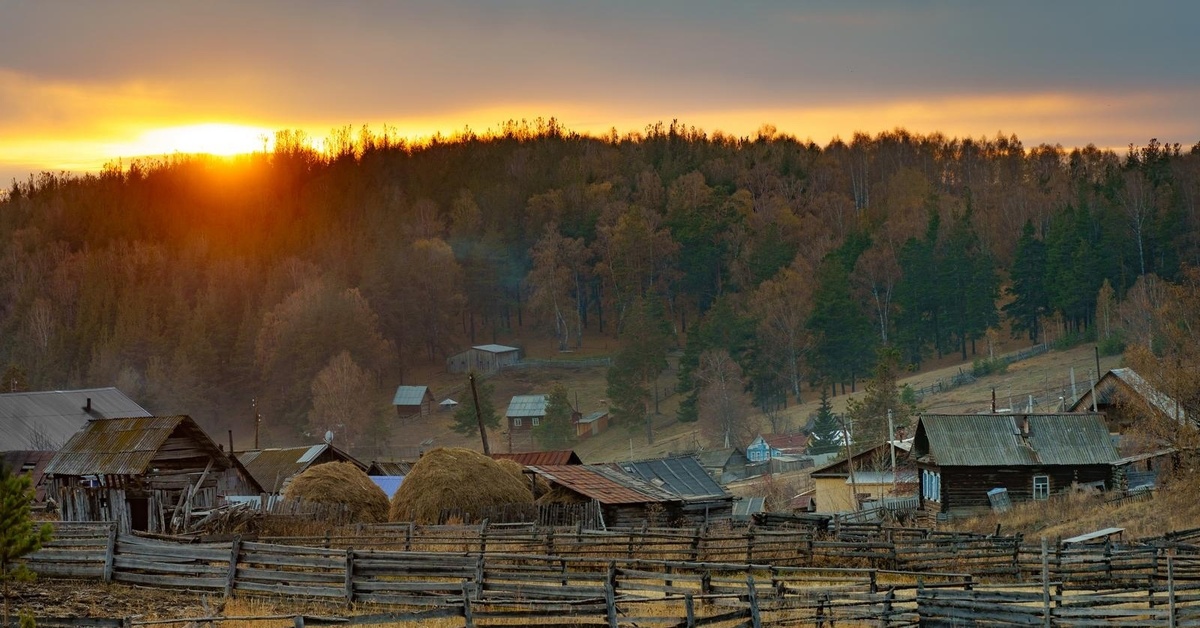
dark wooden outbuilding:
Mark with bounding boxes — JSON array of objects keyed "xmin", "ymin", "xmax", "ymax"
[
  {"xmin": 44, "ymin": 415, "xmax": 261, "ymax": 533},
  {"xmin": 912, "ymin": 413, "xmax": 1118, "ymax": 517}
]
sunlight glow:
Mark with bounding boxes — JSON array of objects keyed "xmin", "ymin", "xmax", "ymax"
[{"xmin": 112, "ymin": 123, "xmax": 274, "ymax": 158}]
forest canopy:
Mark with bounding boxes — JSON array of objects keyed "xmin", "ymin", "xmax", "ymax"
[{"xmin": 2, "ymin": 120, "xmax": 1198, "ymax": 455}]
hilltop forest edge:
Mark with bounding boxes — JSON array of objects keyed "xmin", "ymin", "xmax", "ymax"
[{"xmin": 3, "ymin": 120, "xmax": 1199, "ymax": 458}]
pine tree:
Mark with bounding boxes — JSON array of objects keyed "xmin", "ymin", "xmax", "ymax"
[
  {"xmin": 452, "ymin": 374, "xmax": 500, "ymax": 438},
  {"xmin": 1, "ymin": 462, "xmax": 53, "ymax": 627},
  {"xmin": 606, "ymin": 297, "xmax": 673, "ymax": 444},
  {"xmin": 1004, "ymin": 220, "xmax": 1049, "ymax": 343},
  {"xmin": 535, "ymin": 385, "xmax": 576, "ymax": 450},
  {"xmin": 807, "ymin": 387, "xmax": 843, "ymax": 455},
  {"xmin": 844, "ymin": 347, "xmax": 915, "ymax": 446}
]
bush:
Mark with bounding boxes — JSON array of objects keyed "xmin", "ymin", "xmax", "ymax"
[
  {"xmin": 1097, "ymin": 332, "xmax": 1126, "ymax": 357},
  {"xmin": 972, "ymin": 357, "xmax": 1009, "ymax": 377}
]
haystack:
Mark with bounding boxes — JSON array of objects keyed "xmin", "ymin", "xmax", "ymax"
[
  {"xmin": 390, "ymin": 447, "xmax": 533, "ymax": 523},
  {"xmin": 283, "ymin": 461, "xmax": 389, "ymax": 523},
  {"xmin": 495, "ymin": 458, "xmax": 550, "ymax": 496}
]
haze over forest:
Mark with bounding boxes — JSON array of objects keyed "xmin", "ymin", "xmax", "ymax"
[{"xmin": 2, "ymin": 122, "xmax": 1198, "ymax": 456}]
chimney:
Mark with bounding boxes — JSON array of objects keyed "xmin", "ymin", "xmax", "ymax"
[{"xmin": 84, "ymin": 397, "xmax": 92, "ymax": 413}]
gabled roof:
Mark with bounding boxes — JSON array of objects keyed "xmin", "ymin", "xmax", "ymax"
[
  {"xmin": 0, "ymin": 387, "xmax": 151, "ymax": 451},
  {"xmin": 761, "ymin": 433, "xmax": 811, "ymax": 452},
  {"xmin": 392, "ymin": 385, "xmax": 433, "ymax": 406},
  {"xmin": 1071, "ymin": 368, "xmax": 1190, "ymax": 424},
  {"xmin": 507, "ymin": 394, "xmax": 549, "ymax": 418},
  {"xmin": 578, "ymin": 410, "xmax": 608, "ymax": 424},
  {"xmin": 238, "ymin": 443, "xmax": 365, "ymax": 493},
  {"xmin": 44, "ymin": 415, "xmax": 229, "ymax": 477},
  {"xmin": 473, "ymin": 344, "xmax": 519, "ymax": 354},
  {"xmin": 492, "ymin": 450, "xmax": 582, "ymax": 465},
  {"xmin": 529, "ymin": 464, "xmax": 677, "ymax": 505},
  {"xmin": 696, "ymin": 448, "xmax": 743, "ymax": 468},
  {"xmin": 810, "ymin": 439, "xmax": 912, "ymax": 477},
  {"xmin": 615, "ymin": 456, "xmax": 730, "ymax": 500},
  {"xmin": 912, "ymin": 413, "xmax": 1117, "ymax": 467}
]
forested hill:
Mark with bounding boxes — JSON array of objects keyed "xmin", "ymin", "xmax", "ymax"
[{"xmin": 2, "ymin": 121, "xmax": 1197, "ymax": 451}]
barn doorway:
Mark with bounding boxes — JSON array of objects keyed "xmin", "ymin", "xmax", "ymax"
[{"xmin": 127, "ymin": 497, "xmax": 149, "ymax": 531}]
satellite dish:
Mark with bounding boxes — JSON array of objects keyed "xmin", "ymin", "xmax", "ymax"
[{"xmin": 324, "ymin": 430, "xmax": 334, "ymax": 444}]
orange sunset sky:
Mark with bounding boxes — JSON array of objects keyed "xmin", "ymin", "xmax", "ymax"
[{"xmin": 2, "ymin": 1, "xmax": 1198, "ymax": 186}]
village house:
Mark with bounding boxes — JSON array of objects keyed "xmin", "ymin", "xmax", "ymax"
[
  {"xmin": 911, "ymin": 413, "xmax": 1118, "ymax": 517},
  {"xmin": 505, "ymin": 394, "xmax": 548, "ymax": 453},
  {"xmin": 615, "ymin": 456, "xmax": 735, "ymax": 523},
  {"xmin": 392, "ymin": 385, "xmax": 436, "ymax": 419},
  {"xmin": 1070, "ymin": 367, "xmax": 1191, "ymax": 433},
  {"xmin": 810, "ymin": 439, "xmax": 915, "ymax": 513},
  {"xmin": 44, "ymin": 415, "xmax": 261, "ymax": 534},
  {"xmin": 746, "ymin": 433, "xmax": 810, "ymax": 462},
  {"xmin": 575, "ymin": 408, "xmax": 609, "ymax": 438},
  {"xmin": 446, "ymin": 344, "xmax": 521, "ymax": 375},
  {"xmin": 527, "ymin": 463, "xmax": 686, "ymax": 527},
  {"xmin": 696, "ymin": 448, "xmax": 750, "ymax": 483},
  {"xmin": 0, "ymin": 387, "xmax": 151, "ymax": 451}
]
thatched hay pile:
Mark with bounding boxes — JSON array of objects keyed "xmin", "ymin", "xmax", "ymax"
[
  {"xmin": 283, "ymin": 461, "xmax": 389, "ymax": 523},
  {"xmin": 495, "ymin": 458, "xmax": 550, "ymax": 496},
  {"xmin": 390, "ymin": 447, "xmax": 533, "ymax": 523}
]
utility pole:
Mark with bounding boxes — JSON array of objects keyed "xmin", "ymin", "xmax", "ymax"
[
  {"xmin": 839, "ymin": 412, "xmax": 859, "ymax": 512},
  {"xmin": 470, "ymin": 373, "xmax": 491, "ymax": 455},
  {"xmin": 252, "ymin": 398, "xmax": 261, "ymax": 450},
  {"xmin": 888, "ymin": 410, "xmax": 897, "ymax": 496}
]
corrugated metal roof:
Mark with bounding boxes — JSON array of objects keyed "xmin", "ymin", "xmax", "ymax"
[
  {"xmin": 732, "ymin": 497, "xmax": 766, "ymax": 519},
  {"xmin": 915, "ymin": 413, "xmax": 1117, "ymax": 467},
  {"xmin": 1073, "ymin": 368, "xmax": 1189, "ymax": 424},
  {"xmin": 616, "ymin": 456, "xmax": 730, "ymax": 499},
  {"xmin": 474, "ymin": 344, "xmax": 519, "ymax": 354},
  {"xmin": 43, "ymin": 415, "xmax": 213, "ymax": 476},
  {"xmin": 237, "ymin": 444, "xmax": 364, "ymax": 493},
  {"xmin": 392, "ymin": 386, "xmax": 430, "ymax": 406},
  {"xmin": 762, "ymin": 433, "xmax": 810, "ymax": 452},
  {"xmin": 506, "ymin": 394, "xmax": 549, "ymax": 418},
  {"xmin": 579, "ymin": 410, "xmax": 607, "ymax": 424},
  {"xmin": 529, "ymin": 464, "xmax": 674, "ymax": 504},
  {"xmin": 0, "ymin": 387, "xmax": 151, "ymax": 451},
  {"xmin": 368, "ymin": 460, "xmax": 415, "ymax": 476},
  {"xmin": 492, "ymin": 450, "xmax": 582, "ymax": 465}
]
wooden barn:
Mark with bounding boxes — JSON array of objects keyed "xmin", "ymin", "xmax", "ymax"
[
  {"xmin": 575, "ymin": 409, "xmax": 609, "ymax": 438},
  {"xmin": 44, "ymin": 415, "xmax": 261, "ymax": 534},
  {"xmin": 392, "ymin": 385, "xmax": 435, "ymax": 418},
  {"xmin": 1070, "ymin": 368, "xmax": 1191, "ymax": 432},
  {"xmin": 446, "ymin": 344, "xmax": 521, "ymax": 375},
  {"xmin": 615, "ymin": 456, "xmax": 735, "ymax": 523},
  {"xmin": 237, "ymin": 442, "xmax": 365, "ymax": 494},
  {"xmin": 810, "ymin": 440, "xmax": 915, "ymax": 513},
  {"xmin": 912, "ymin": 413, "xmax": 1118, "ymax": 517},
  {"xmin": 505, "ymin": 394, "xmax": 548, "ymax": 453},
  {"xmin": 0, "ymin": 387, "xmax": 150, "ymax": 451},
  {"xmin": 527, "ymin": 464, "xmax": 683, "ymax": 528}
]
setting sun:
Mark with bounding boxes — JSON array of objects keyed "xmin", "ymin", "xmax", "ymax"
[{"xmin": 112, "ymin": 123, "xmax": 274, "ymax": 159}]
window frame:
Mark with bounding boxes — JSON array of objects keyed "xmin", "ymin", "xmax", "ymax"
[{"xmin": 1032, "ymin": 475, "xmax": 1050, "ymax": 500}]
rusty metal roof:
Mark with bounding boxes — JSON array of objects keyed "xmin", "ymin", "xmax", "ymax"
[
  {"xmin": 43, "ymin": 415, "xmax": 225, "ymax": 476},
  {"xmin": 368, "ymin": 460, "xmax": 415, "ymax": 476},
  {"xmin": 237, "ymin": 444, "xmax": 365, "ymax": 493},
  {"xmin": 913, "ymin": 413, "xmax": 1117, "ymax": 467},
  {"xmin": 491, "ymin": 450, "xmax": 582, "ymax": 466},
  {"xmin": 0, "ymin": 387, "xmax": 151, "ymax": 451},
  {"xmin": 529, "ymin": 464, "xmax": 676, "ymax": 504}
]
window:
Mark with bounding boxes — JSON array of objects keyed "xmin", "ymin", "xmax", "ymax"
[
  {"xmin": 532, "ymin": 417, "xmax": 540, "ymax": 426},
  {"xmin": 1033, "ymin": 475, "xmax": 1050, "ymax": 500},
  {"xmin": 513, "ymin": 418, "xmax": 522, "ymax": 427},
  {"xmin": 921, "ymin": 469, "xmax": 941, "ymax": 502}
]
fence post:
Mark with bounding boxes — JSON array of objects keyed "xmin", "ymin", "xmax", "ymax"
[
  {"xmin": 1041, "ymin": 537, "xmax": 1051, "ymax": 628},
  {"xmin": 475, "ymin": 555, "xmax": 485, "ymax": 600},
  {"xmin": 746, "ymin": 574, "xmax": 761, "ymax": 628},
  {"xmin": 746, "ymin": 525, "xmax": 755, "ymax": 564},
  {"xmin": 462, "ymin": 581, "xmax": 475, "ymax": 628},
  {"xmin": 224, "ymin": 535, "xmax": 241, "ymax": 599},
  {"xmin": 1169, "ymin": 551, "xmax": 1176, "ymax": 628},
  {"xmin": 103, "ymin": 523, "xmax": 117, "ymax": 583},
  {"xmin": 343, "ymin": 547, "xmax": 354, "ymax": 604},
  {"xmin": 684, "ymin": 593, "xmax": 695, "ymax": 628},
  {"xmin": 604, "ymin": 578, "xmax": 618, "ymax": 628},
  {"xmin": 479, "ymin": 518, "xmax": 489, "ymax": 554},
  {"xmin": 405, "ymin": 522, "xmax": 413, "ymax": 552},
  {"xmin": 545, "ymin": 526, "xmax": 555, "ymax": 556}
]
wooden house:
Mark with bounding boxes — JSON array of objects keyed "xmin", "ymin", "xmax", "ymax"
[
  {"xmin": 527, "ymin": 464, "xmax": 683, "ymax": 527},
  {"xmin": 1, "ymin": 450, "xmax": 54, "ymax": 503},
  {"xmin": 392, "ymin": 385, "xmax": 435, "ymax": 418},
  {"xmin": 746, "ymin": 433, "xmax": 811, "ymax": 462},
  {"xmin": 505, "ymin": 394, "xmax": 548, "ymax": 453},
  {"xmin": 44, "ymin": 415, "xmax": 261, "ymax": 534},
  {"xmin": 237, "ymin": 442, "xmax": 366, "ymax": 494},
  {"xmin": 911, "ymin": 413, "xmax": 1118, "ymax": 517},
  {"xmin": 1070, "ymin": 368, "xmax": 1191, "ymax": 433},
  {"xmin": 810, "ymin": 440, "xmax": 915, "ymax": 513},
  {"xmin": 446, "ymin": 344, "xmax": 521, "ymax": 375},
  {"xmin": 615, "ymin": 456, "xmax": 735, "ymax": 523},
  {"xmin": 0, "ymin": 387, "xmax": 150, "ymax": 451},
  {"xmin": 696, "ymin": 448, "xmax": 750, "ymax": 483}
]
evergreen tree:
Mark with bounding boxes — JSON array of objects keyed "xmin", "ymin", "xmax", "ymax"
[
  {"xmin": 1, "ymin": 463, "xmax": 53, "ymax": 627},
  {"xmin": 843, "ymin": 347, "xmax": 915, "ymax": 446},
  {"xmin": 941, "ymin": 199, "xmax": 1000, "ymax": 359},
  {"xmin": 894, "ymin": 208, "xmax": 944, "ymax": 365},
  {"xmin": 606, "ymin": 297, "xmax": 673, "ymax": 444},
  {"xmin": 807, "ymin": 255, "xmax": 875, "ymax": 393},
  {"xmin": 534, "ymin": 384, "xmax": 576, "ymax": 450},
  {"xmin": 452, "ymin": 374, "xmax": 500, "ymax": 440},
  {"xmin": 806, "ymin": 387, "xmax": 842, "ymax": 455},
  {"xmin": 1004, "ymin": 220, "xmax": 1049, "ymax": 342}
]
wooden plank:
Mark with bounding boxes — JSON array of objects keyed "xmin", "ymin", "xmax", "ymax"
[
  {"xmin": 113, "ymin": 571, "xmax": 225, "ymax": 590},
  {"xmin": 112, "ymin": 556, "xmax": 225, "ymax": 577}
]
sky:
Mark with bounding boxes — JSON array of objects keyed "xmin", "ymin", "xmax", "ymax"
[{"xmin": 2, "ymin": 0, "xmax": 1199, "ymax": 186}]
